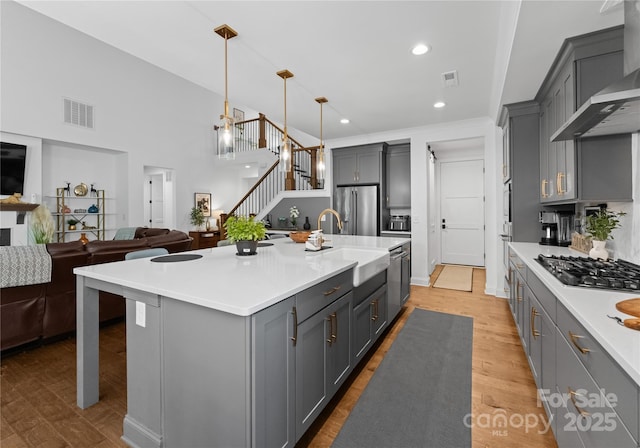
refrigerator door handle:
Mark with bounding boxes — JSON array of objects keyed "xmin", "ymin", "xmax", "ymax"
[{"xmin": 353, "ymin": 189, "xmax": 358, "ymax": 235}]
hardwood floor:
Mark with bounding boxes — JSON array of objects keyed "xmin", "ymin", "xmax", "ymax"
[{"xmin": 1, "ymin": 267, "xmax": 557, "ymax": 447}]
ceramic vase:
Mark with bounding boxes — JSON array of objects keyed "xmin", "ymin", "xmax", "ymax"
[
  {"xmin": 303, "ymin": 217, "xmax": 311, "ymax": 230},
  {"xmin": 79, "ymin": 233, "xmax": 89, "ymax": 245},
  {"xmin": 589, "ymin": 240, "xmax": 608, "ymax": 260}
]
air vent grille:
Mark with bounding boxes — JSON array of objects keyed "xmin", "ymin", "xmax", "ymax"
[
  {"xmin": 63, "ymin": 98, "xmax": 94, "ymax": 129},
  {"xmin": 441, "ymin": 70, "xmax": 459, "ymax": 87}
]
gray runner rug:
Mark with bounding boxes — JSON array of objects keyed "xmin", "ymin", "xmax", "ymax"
[{"xmin": 332, "ymin": 308, "xmax": 473, "ymax": 448}]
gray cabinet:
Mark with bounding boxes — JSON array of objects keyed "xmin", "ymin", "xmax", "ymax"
[
  {"xmin": 385, "ymin": 144, "xmax": 411, "ymax": 208},
  {"xmin": 332, "ymin": 143, "xmax": 386, "ymax": 185},
  {"xmin": 536, "ymin": 26, "xmax": 629, "ymax": 204},
  {"xmin": 253, "ymin": 297, "xmax": 296, "ymax": 448},
  {"xmin": 508, "ymin": 247, "xmax": 640, "ymax": 447},
  {"xmin": 498, "ymin": 101, "xmax": 541, "ymax": 242},
  {"xmin": 352, "ymin": 271, "xmax": 388, "ymax": 363},
  {"xmin": 295, "ymin": 290, "xmax": 353, "ymax": 440}
]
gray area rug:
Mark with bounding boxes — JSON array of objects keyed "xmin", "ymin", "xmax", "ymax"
[{"xmin": 332, "ymin": 308, "xmax": 473, "ymax": 448}]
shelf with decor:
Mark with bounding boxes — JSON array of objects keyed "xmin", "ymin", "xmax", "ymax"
[{"xmin": 46, "ymin": 188, "xmax": 114, "ymax": 242}]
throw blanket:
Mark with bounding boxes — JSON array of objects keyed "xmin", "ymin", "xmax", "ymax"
[{"xmin": 0, "ymin": 245, "xmax": 52, "ymax": 288}]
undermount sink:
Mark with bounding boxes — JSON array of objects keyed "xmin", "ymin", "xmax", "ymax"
[{"xmin": 319, "ymin": 247, "xmax": 390, "ymax": 286}]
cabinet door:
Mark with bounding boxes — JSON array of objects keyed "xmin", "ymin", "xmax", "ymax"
[
  {"xmin": 252, "ymin": 297, "xmax": 296, "ymax": 448},
  {"xmin": 371, "ymin": 285, "xmax": 388, "ymax": 341},
  {"xmin": 503, "ymin": 122, "xmax": 511, "ymax": 183},
  {"xmin": 333, "ymin": 152, "xmax": 357, "ymax": 185},
  {"xmin": 295, "ymin": 307, "xmax": 329, "ymax": 439},
  {"xmin": 539, "ymin": 101, "xmax": 551, "ymax": 202},
  {"xmin": 356, "ymin": 151, "xmax": 381, "ymax": 184},
  {"xmin": 326, "ymin": 293, "xmax": 353, "ymax": 398},
  {"xmin": 352, "ymin": 297, "xmax": 373, "ymax": 362},
  {"xmin": 558, "ymin": 64, "xmax": 575, "ymax": 201},
  {"xmin": 386, "ymin": 148, "xmax": 411, "ymax": 208}
]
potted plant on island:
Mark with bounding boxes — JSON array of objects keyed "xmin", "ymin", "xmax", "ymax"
[
  {"xmin": 189, "ymin": 206, "xmax": 206, "ymax": 230},
  {"xmin": 223, "ymin": 215, "xmax": 267, "ymax": 256},
  {"xmin": 585, "ymin": 209, "xmax": 625, "ymax": 260}
]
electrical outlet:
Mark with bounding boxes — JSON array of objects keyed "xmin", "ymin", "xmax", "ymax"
[{"xmin": 136, "ymin": 301, "xmax": 146, "ymax": 327}]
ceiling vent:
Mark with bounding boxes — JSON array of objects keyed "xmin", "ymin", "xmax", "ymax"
[
  {"xmin": 63, "ymin": 98, "xmax": 94, "ymax": 129},
  {"xmin": 441, "ymin": 70, "xmax": 459, "ymax": 87}
]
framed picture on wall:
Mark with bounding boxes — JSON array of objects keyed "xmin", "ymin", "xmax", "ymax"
[
  {"xmin": 195, "ymin": 193, "xmax": 211, "ymax": 217},
  {"xmin": 233, "ymin": 108, "xmax": 244, "ymax": 130}
]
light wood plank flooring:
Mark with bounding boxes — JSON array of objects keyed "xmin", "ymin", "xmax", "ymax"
[{"xmin": 1, "ymin": 266, "xmax": 557, "ymax": 447}]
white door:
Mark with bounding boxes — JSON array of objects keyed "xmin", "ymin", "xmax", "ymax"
[
  {"xmin": 440, "ymin": 159, "xmax": 484, "ymax": 266},
  {"xmin": 144, "ymin": 173, "xmax": 165, "ymax": 228}
]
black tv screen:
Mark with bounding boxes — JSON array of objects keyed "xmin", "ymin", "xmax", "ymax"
[{"xmin": 1, "ymin": 142, "xmax": 27, "ymax": 196}]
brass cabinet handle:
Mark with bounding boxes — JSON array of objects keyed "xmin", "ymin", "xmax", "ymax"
[
  {"xmin": 568, "ymin": 331, "xmax": 591, "ymax": 354},
  {"xmin": 326, "ymin": 314, "xmax": 333, "ymax": 345},
  {"xmin": 371, "ymin": 300, "xmax": 379, "ymax": 321},
  {"xmin": 516, "ymin": 263, "xmax": 524, "ymax": 269},
  {"xmin": 568, "ymin": 388, "xmax": 591, "ymax": 417},
  {"xmin": 323, "ymin": 285, "xmax": 342, "ymax": 296},
  {"xmin": 530, "ymin": 307, "xmax": 540, "ymax": 339},
  {"xmin": 516, "ymin": 280, "xmax": 523, "ymax": 302},
  {"xmin": 541, "ymin": 179, "xmax": 548, "ymax": 198},
  {"xmin": 326, "ymin": 312, "xmax": 337, "ymax": 345},
  {"xmin": 332, "ymin": 312, "xmax": 338, "ymax": 343},
  {"xmin": 557, "ymin": 172, "xmax": 566, "ymax": 195},
  {"xmin": 291, "ymin": 306, "xmax": 298, "ymax": 346},
  {"xmin": 503, "ymin": 164, "xmax": 507, "ymax": 178}
]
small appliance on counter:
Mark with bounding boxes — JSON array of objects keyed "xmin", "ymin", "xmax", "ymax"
[
  {"xmin": 539, "ymin": 211, "xmax": 575, "ymax": 246},
  {"xmin": 539, "ymin": 211, "xmax": 558, "ymax": 245},
  {"xmin": 389, "ymin": 215, "xmax": 410, "ymax": 231}
]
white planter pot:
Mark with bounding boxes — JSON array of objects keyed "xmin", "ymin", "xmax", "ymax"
[{"xmin": 589, "ymin": 240, "xmax": 609, "ymax": 260}]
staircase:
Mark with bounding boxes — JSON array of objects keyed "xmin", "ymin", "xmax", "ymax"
[{"xmin": 222, "ymin": 113, "xmax": 322, "ymax": 220}]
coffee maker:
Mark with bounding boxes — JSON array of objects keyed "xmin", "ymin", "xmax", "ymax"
[
  {"xmin": 539, "ymin": 211, "xmax": 575, "ymax": 246},
  {"xmin": 539, "ymin": 211, "xmax": 558, "ymax": 246}
]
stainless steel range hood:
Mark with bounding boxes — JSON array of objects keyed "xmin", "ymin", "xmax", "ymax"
[
  {"xmin": 550, "ymin": 68, "xmax": 640, "ymax": 141},
  {"xmin": 551, "ymin": 0, "xmax": 640, "ymax": 142}
]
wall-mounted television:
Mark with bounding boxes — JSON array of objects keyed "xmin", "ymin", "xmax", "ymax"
[{"xmin": 1, "ymin": 142, "xmax": 27, "ymax": 196}]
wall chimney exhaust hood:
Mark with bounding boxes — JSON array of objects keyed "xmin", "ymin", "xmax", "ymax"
[
  {"xmin": 552, "ymin": 0, "xmax": 640, "ymax": 142},
  {"xmin": 551, "ymin": 68, "xmax": 640, "ymax": 141}
]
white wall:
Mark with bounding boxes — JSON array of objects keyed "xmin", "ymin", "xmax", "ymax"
[{"xmin": 326, "ymin": 117, "xmax": 500, "ymax": 296}]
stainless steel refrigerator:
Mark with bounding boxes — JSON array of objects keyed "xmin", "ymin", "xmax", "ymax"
[{"xmin": 334, "ymin": 185, "xmax": 379, "ymax": 236}]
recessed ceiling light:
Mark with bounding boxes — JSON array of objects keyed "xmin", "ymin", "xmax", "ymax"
[
  {"xmin": 245, "ymin": 165, "xmax": 251, "ymax": 168},
  {"xmin": 340, "ymin": 118, "xmax": 350, "ymax": 124},
  {"xmin": 412, "ymin": 44, "xmax": 430, "ymax": 55},
  {"xmin": 433, "ymin": 101, "xmax": 446, "ymax": 109}
]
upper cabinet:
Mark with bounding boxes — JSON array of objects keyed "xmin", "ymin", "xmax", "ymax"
[
  {"xmin": 385, "ymin": 144, "xmax": 411, "ymax": 208},
  {"xmin": 332, "ymin": 143, "xmax": 386, "ymax": 185},
  {"xmin": 535, "ymin": 25, "xmax": 631, "ymax": 204}
]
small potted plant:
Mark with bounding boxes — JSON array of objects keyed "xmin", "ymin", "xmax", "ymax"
[
  {"xmin": 224, "ymin": 215, "xmax": 266, "ymax": 256},
  {"xmin": 67, "ymin": 218, "xmax": 80, "ymax": 231},
  {"xmin": 585, "ymin": 209, "xmax": 625, "ymax": 260},
  {"xmin": 189, "ymin": 206, "xmax": 206, "ymax": 230}
]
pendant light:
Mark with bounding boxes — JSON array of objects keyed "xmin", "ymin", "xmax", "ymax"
[
  {"xmin": 315, "ymin": 97, "xmax": 327, "ymax": 185},
  {"xmin": 214, "ymin": 24, "xmax": 237, "ymax": 160},
  {"xmin": 277, "ymin": 69, "xmax": 294, "ymax": 173}
]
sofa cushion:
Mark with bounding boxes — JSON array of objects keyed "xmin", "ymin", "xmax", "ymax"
[
  {"xmin": 146, "ymin": 230, "xmax": 192, "ymax": 253},
  {"xmin": 85, "ymin": 239, "xmax": 149, "ymax": 265},
  {"xmin": 46, "ymin": 240, "xmax": 86, "ymax": 255},
  {"xmin": 135, "ymin": 227, "xmax": 170, "ymax": 238}
]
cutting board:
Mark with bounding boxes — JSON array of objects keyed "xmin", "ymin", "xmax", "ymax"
[{"xmin": 615, "ymin": 298, "xmax": 640, "ymax": 318}]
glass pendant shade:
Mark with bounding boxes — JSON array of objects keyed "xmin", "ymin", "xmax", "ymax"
[
  {"xmin": 218, "ymin": 114, "xmax": 235, "ymax": 160},
  {"xmin": 280, "ymin": 136, "xmax": 292, "ymax": 172},
  {"xmin": 317, "ymin": 148, "xmax": 326, "ymax": 180}
]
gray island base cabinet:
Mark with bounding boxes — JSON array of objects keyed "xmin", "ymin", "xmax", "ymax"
[{"xmin": 75, "ymin": 236, "xmax": 411, "ymax": 448}]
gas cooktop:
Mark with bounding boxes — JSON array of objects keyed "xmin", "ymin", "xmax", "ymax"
[{"xmin": 536, "ymin": 254, "xmax": 640, "ymax": 292}]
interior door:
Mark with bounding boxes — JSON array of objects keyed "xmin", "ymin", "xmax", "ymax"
[
  {"xmin": 144, "ymin": 173, "xmax": 165, "ymax": 228},
  {"xmin": 440, "ymin": 159, "xmax": 485, "ymax": 266}
]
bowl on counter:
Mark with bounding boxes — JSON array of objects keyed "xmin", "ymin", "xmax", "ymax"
[{"xmin": 289, "ymin": 231, "xmax": 312, "ymax": 243}]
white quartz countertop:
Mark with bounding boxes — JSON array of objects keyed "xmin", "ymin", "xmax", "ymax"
[
  {"xmin": 74, "ymin": 235, "xmax": 410, "ymax": 317},
  {"xmin": 509, "ymin": 242, "xmax": 640, "ymax": 386}
]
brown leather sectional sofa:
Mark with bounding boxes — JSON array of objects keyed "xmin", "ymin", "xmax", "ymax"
[{"xmin": 1, "ymin": 228, "xmax": 192, "ymax": 354}]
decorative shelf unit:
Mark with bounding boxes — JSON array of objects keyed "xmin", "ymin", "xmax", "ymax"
[{"xmin": 50, "ymin": 188, "xmax": 112, "ymax": 242}]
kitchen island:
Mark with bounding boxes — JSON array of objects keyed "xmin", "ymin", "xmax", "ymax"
[{"xmin": 74, "ymin": 235, "xmax": 410, "ymax": 448}]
